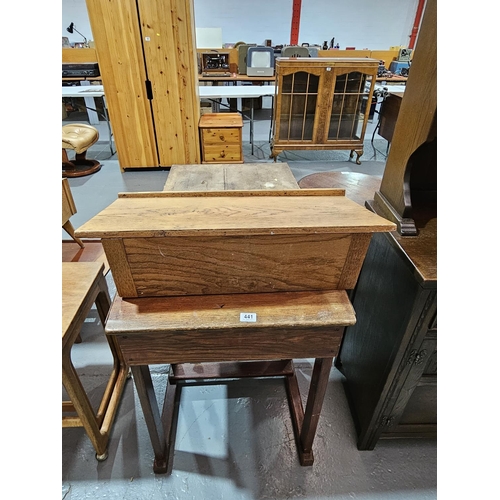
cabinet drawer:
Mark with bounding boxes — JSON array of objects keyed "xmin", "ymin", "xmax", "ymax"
[
  {"xmin": 202, "ymin": 144, "xmax": 242, "ymax": 163},
  {"xmin": 202, "ymin": 128, "xmax": 241, "ymax": 144}
]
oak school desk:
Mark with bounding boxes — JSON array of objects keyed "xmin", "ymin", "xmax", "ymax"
[
  {"xmin": 75, "ymin": 162, "xmax": 375, "ymax": 474},
  {"xmin": 74, "ymin": 163, "xmax": 395, "ymax": 473},
  {"xmin": 107, "ymin": 162, "xmax": 353, "ymax": 474}
]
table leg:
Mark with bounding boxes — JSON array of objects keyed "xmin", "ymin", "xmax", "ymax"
[
  {"xmin": 250, "ymin": 100, "xmax": 254, "ymax": 155},
  {"xmin": 130, "ymin": 365, "xmax": 168, "ymax": 473},
  {"xmin": 80, "ymin": 81, "xmax": 99, "ymax": 125},
  {"xmin": 102, "ymin": 98, "xmax": 115, "ymax": 156},
  {"xmin": 285, "ymin": 357, "xmax": 333, "ymax": 466}
]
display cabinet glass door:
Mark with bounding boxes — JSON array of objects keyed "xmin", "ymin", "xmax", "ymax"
[
  {"xmin": 328, "ymin": 71, "xmax": 373, "ymax": 142},
  {"xmin": 279, "ymin": 71, "xmax": 319, "ymax": 141}
]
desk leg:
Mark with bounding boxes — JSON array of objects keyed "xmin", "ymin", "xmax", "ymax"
[
  {"xmin": 131, "ymin": 365, "xmax": 168, "ymax": 473},
  {"xmin": 160, "ymin": 367, "xmax": 182, "ymax": 475},
  {"xmin": 131, "ymin": 365, "xmax": 181, "ymax": 474},
  {"xmin": 285, "ymin": 357, "xmax": 333, "ymax": 466}
]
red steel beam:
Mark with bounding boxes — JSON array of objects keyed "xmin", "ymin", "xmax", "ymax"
[
  {"xmin": 290, "ymin": 0, "xmax": 302, "ymax": 45},
  {"xmin": 409, "ymin": 0, "xmax": 426, "ymax": 49}
]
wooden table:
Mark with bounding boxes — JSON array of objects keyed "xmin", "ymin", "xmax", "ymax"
[
  {"xmin": 62, "ymin": 262, "xmax": 129, "ymax": 460},
  {"xmin": 103, "ymin": 163, "xmax": 355, "ymax": 474},
  {"xmin": 198, "ymin": 74, "xmax": 275, "ymax": 83},
  {"xmin": 298, "ymin": 172, "xmax": 382, "ymax": 207},
  {"xmin": 164, "ymin": 162, "xmax": 299, "ymax": 191}
]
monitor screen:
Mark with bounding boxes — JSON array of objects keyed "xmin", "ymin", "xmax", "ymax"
[{"xmin": 248, "ymin": 48, "xmax": 274, "ymax": 68}]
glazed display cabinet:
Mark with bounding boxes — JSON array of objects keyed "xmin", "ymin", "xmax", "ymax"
[{"xmin": 271, "ymin": 58, "xmax": 379, "ymax": 164}]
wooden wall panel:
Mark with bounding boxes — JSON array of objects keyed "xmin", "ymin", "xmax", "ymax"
[{"xmin": 85, "ymin": 0, "xmax": 159, "ymax": 169}]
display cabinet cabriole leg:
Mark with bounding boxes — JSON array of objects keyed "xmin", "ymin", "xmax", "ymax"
[{"xmin": 355, "ymin": 149, "xmax": 363, "ymax": 165}]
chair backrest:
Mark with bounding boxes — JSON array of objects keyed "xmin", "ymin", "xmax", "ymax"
[{"xmin": 281, "ymin": 46, "xmax": 310, "ymax": 58}]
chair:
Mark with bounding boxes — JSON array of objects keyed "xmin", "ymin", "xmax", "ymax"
[{"xmin": 62, "ymin": 123, "xmax": 101, "ymax": 178}]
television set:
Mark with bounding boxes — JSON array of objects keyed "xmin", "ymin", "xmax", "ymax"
[{"xmin": 247, "ymin": 47, "xmax": 275, "ymax": 77}]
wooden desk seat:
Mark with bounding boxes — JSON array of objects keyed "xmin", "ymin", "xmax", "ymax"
[
  {"xmin": 62, "ymin": 262, "xmax": 129, "ymax": 460},
  {"xmin": 106, "ymin": 289, "xmax": 356, "ymax": 473}
]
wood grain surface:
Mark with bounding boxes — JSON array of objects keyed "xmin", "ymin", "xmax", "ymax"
[
  {"xmin": 62, "ymin": 262, "xmax": 106, "ymax": 341},
  {"xmin": 163, "ymin": 163, "xmax": 299, "ymax": 191},
  {"xmin": 107, "ymin": 290, "xmax": 355, "ymax": 364},
  {"xmin": 75, "ymin": 194, "xmax": 396, "ymax": 238},
  {"xmin": 298, "ymin": 171, "xmax": 382, "ymax": 206}
]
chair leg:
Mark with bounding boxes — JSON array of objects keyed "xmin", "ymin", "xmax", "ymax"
[{"xmin": 62, "ymin": 220, "xmax": 85, "ymax": 249}]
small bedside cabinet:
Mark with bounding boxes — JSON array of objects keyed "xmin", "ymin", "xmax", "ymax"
[{"xmin": 199, "ymin": 113, "xmax": 243, "ymax": 164}]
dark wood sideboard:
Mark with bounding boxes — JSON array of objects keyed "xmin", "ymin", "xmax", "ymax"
[{"xmin": 335, "ymin": 221, "xmax": 436, "ymax": 449}]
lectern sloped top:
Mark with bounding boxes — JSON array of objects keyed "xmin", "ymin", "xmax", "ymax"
[{"xmin": 76, "ymin": 189, "xmax": 396, "ymax": 298}]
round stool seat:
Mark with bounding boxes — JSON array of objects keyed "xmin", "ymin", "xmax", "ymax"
[
  {"xmin": 62, "ymin": 123, "xmax": 101, "ymax": 178},
  {"xmin": 62, "ymin": 124, "xmax": 99, "ymax": 153}
]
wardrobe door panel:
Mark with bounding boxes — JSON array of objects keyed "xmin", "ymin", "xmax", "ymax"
[
  {"xmin": 138, "ymin": 0, "xmax": 200, "ymax": 166},
  {"xmin": 86, "ymin": 0, "xmax": 159, "ymax": 168}
]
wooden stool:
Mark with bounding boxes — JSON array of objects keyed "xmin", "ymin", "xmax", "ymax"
[
  {"xmin": 62, "ymin": 123, "xmax": 101, "ymax": 178},
  {"xmin": 62, "ymin": 262, "xmax": 129, "ymax": 461}
]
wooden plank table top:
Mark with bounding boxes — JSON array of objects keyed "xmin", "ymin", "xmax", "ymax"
[{"xmin": 164, "ymin": 163, "xmax": 299, "ymax": 191}]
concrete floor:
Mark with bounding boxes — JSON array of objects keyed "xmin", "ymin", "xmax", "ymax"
[{"xmin": 61, "ymin": 99, "xmax": 437, "ymax": 499}]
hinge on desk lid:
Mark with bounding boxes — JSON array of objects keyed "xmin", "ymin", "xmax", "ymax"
[{"xmin": 145, "ymin": 80, "xmax": 153, "ymax": 100}]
